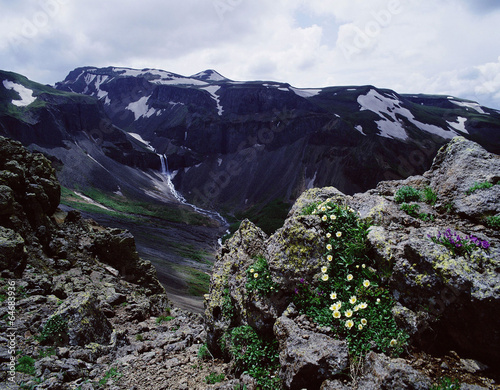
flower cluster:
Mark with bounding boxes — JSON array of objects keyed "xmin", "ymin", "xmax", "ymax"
[
  {"xmin": 428, "ymin": 229, "xmax": 490, "ymax": 255},
  {"xmin": 296, "ymin": 200, "xmax": 408, "ymax": 356},
  {"xmin": 246, "ymin": 256, "xmax": 279, "ymax": 297}
]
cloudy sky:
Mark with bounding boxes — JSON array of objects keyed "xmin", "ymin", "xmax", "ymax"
[{"xmin": 1, "ymin": 0, "xmax": 500, "ymax": 108}]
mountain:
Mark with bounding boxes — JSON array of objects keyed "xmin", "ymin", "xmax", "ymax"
[
  {"xmin": 55, "ymin": 66, "xmax": 500, "ymax": 217},
  {"xmin": 0, "ymin": 70, "xmax": 184, "ymax": 204}
]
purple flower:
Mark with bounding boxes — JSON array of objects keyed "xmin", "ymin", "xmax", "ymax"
[
  {"xmin": 295, "ymin": 288, "xmax": 299, "ymax": 295},
  {"xmin": 300, "ymin": 278, "xmax": 305, "ymax": 284},
  {"xmin": 482, "ymin": 241, "xmax": 490, "ymax": 249}
]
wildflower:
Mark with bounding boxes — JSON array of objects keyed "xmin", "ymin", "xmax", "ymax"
[
  {"xmin": 358, "ymin": 324, "xmax": 363, "ymax": 330},
  {"xmin": 361, "ymin": 318, "xmax": 367, "ymax": 326},
  {"xmin": 254, "ymin": 273, "xmax": 259, "ymax": 278},
  {"xmin": 327, "ymin": 255, "xmax": 333, "ymax": 262},
  {"xmin": 345, "ymin": 320, "xmax": 354, "ymax": 329},
  {"xmin": 363, "ymin": 280, "xmax": 370, "ymax": 288},
  {"xmin": 321, "ymin": 266, "xmax": 328, "ymax": 273},
  {"xmin": 376, "ymin": 298, "xmax": 381, "ymax": 304},
  {"xmin": 329, "ymin": 304, "xmax": 336, "ymax": 311},
  {"xmin": 390, "ymin": 339, "xmax": 397, "ymax": 347},
  {"xmin": 333, "ymin": 311, "xmax": 341, "ymax": 319},
  {"xmin": 336, "ymin": 231, "xmax": 342, "ymax": 238},
  {"xmin": 326, "ymin": 244, "xmax": 332, "ymax": 251},
  {"xmin": 321, "ymin": 206, "xmax": 327, "ymax": 212},
  {"xmin": 335, "ymin": 301, "xmax": 342, "ymax": 310},
  {"xmin": 347, "ymin": 274, "xmax": 353, "ymax": 281},
  {"xmin": 330, "ymin": 215, "xmax": 337, "ymax": 221},
  {"xmin": 349, "ymin": 296, "xmax": 357, "ymax": 305},
  {"xmin": 358, "ymin": 302, "xmax": 368, "ymax": 310},
  {"xmin": 330, "ymin": 292, "xmax": 337, "ymax": 300},
  {"xmin": 322, "ymin": 274, "xmax": 329, "ymax": 281},
  {"xmin": 345, "ymin": 310, "xmax": 353, "ymax": 318},
  {"xmin": 300, "ymin": 278, "xmax": 305, "ymax": 284},
  {"xmin": 353, "ymin": 305, "xmax": 359, "ymax": 312},
  {"xmin": 362, "ymin": 264, "xmax": 366, "ymax": 268},
  {"xmin": 294, "ymin": 288, "xmax": 298, "ymax": 294},
  {"xmin": 326, "ymin": 232, "xmax": 332, "ymax": 238},
  {"xmin": 482, "ymin": 240, "xmax": 490, "ymax": 249},
  {"xmin": 322, "ymin": 215, "xmax": 328, "ymax": 222},
  {"xmin": 250, "ymin": 268, "xmax": 254, "ymax": 273}
]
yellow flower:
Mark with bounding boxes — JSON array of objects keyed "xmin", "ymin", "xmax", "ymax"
[
  {"xmin": 345, "ymin": 310, "xmax": 353, "ymax": 318},
  {"xmin": 326, "ymin": 244, "xmax": 332, "ymax": 251},
  {"xmin": 390, "ymin": 339, "xmax": 397, "ymax": 347},
  {"xmin": 330, "ymin": 215, "xmax": 336, "ymax": 221},
  {"xmin": 345, "ymin": 320, "xmax": 354, "ymax": 329},
  {"xmin": 254, "ymin": 273, "xmax": 259, "ymax": 278},
  {"xmin": 321, "ymin": 274, "xmax": 329, "ymax": 281},
  {"xmin": 326, "ymin": 233, "xmax": 332, "ymax": 238},
  {"xmin": 347, "ymin": 274, "xmax": 353, "ymax": 281},
  {"xmin": 327, "ymin": 255, "xmax": 333, "ymax": 262},
  {"xmin": 333, "ymin": 311, "xmax": 341, "ymax": 319},
  {"xmin": 336, "ymin": 231, "xmax": 342, "ymax": 238},
  {"xmin": 330, "ymin": 292, "xmax": 337, "ymax": 300},
  {"xmin": 363, "ymin": 280, "xmax": 370, "ymax": 288},
  {"xmin": 359, "ymin": 302, "xmax": 368, "ymax": 310},
  {"xmin": 358, "ymin": 324, "xmax": 363, "ymax": 330},
  {"xmin": 321, "ymin": 206, "xmax": 327, "ymax": 212},
  {"xmin": 361, "ymin": 318, "xmax": 367, "ymax": 326},
  {"xmin": 349, "ymin": 296, "xmax": 357, "ymax": 305},
  {"xmin": 329, "ymin": 304, "xmax": 336, "ymax": 311},
  {"xmin": 321, "ymin": 266, "xmax": 328, "ymax": 273},
  {"xmin": 322, "ymin": 215, "xmax": 328, "ymax": 222}
]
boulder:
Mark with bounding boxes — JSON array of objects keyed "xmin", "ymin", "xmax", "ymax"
[
  {"xmin": 0, "ymin": 225, "xmax": 26, "ymax": 277},
  {"xmin": 274, "ymin": 314, "xmax": 348, "ymax": 390}
]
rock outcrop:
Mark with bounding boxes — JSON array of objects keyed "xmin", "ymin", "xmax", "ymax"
[{"xmin": 205, "ymin": 136, "xmax": 499, "ymax": 389}]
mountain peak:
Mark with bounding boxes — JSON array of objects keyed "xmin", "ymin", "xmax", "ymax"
[{"xmin": 190, "ymin": 69, "xmax": 229, "ymax": 82}]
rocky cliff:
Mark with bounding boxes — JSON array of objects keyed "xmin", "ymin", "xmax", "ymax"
[
  {"xmin": 1, "ymin": 136, "xmax": 499, "ymax": 389},
  {"xmin": 205, "ymin": 136, "xmax": 499, "ymax": 389}
]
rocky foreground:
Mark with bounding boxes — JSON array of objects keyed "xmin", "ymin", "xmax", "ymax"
[{"xmin": 1, "ymin": 135, "xmax": 499, "ymax": 389}]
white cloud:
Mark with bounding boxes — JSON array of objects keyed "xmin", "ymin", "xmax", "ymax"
[{"xmin": 0, "ymin": 0, "xmax": 499, "ymax": 108}]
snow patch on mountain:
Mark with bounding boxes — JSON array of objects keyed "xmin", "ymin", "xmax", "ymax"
[
  {"xmin": 450, "ymin": 100, "xmax": 487, "ymax": 114},
  {"xmin": 290, "ymin": 87, "xmax": 322, "ymax": 98},
  {"xmin": 358, "ymin": 89, "xmax": 456, "ymax": 140},
  {"xmin": 129, "ymin": 132, "xmax": 155, "ymax": 151},
  {"xmin": 191, "ymin": 70, "xmax": 227, "ymax": 82},
  {"xmin": 201, "ymin": 86, "xmax": 224, "ymax": 116},
  {"xmin": 2, "ymin": 80, "xmax": 37, "ymax": 107},
  {"xmin": 447, "ymin": 117, "xmax": 468, "ymax": 134},
  {"xmin": 126, "ymin": 96, "xmax": 156, "ymax": 120}
]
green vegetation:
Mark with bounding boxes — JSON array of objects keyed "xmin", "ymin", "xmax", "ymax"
[
  {"xmin": 36, "ymin": 315, "xmax": 68, "ymax": 345},
  {"xmin": 98, "ymin": 368, "xmax": 122, "ymax": 386},
  {"xmin": 60, "ymin": 186, "xmax": 212, "ymax": 226},
  {"xmin": 227, "ymin": 325, "xmax": 281, "ymax": 390},
  {"xmin": 156, "ymin": 315, "xmax": 175, "ymax": 324},
  {"xmin": 422, "ymin": 186, "xmax": 437, "ymax": 205},
  {"xmin": 299, "ymin": 201, "xmax": 408, "ymax": 357},
  {"xmin": 16, "ymin": 355, "xmax": 36, "ymax": 375},
  {"xmin": 246, "ymin": 256, "xmax": 279, "ymax": 297},
  {"xmin": 400, "ymin": 203, "xmax": 435, "ymax": 222},
  {"xmin": 221, "ymin": 286, "xmax": 234, "ymax": 321},
  {"xmin": 394, "ymin": 186, "xmax": 421, "ymax": 203},
  {"xmin": 204, "ymin": 372, "xmax": 225, "ymax": 384},
  {"xmin": 466, "ymin": 181, "xmax": 494, "ymax": 195},
  {"xmin": 198, "ymin": 343, "xmax": 212, "ymax": 360},
  {"xmin": 485, "ymin": 215, "xmax": 500, "ymax": 230},
  {"xmin": 135, "ymin": 334, "xmax": 144, "ymax": 341},
  {"xmin": 169, "ymin": 242, "xmax": 211, "ymax": 263},
  {"xmin": 430, "ymin": 377, "xmax": 460, "ymax": 390}
]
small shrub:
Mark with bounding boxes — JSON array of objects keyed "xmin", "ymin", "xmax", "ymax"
[
  {"xmin": 484, "ymin": 215, "xmax": 500, "ymax": 230},
  {"xmin": 228, "ymin": 325, "xmax": 281, "ymax": 389},
  {"xmin": 99, "ymin": 368, "xmax": 122, "ymax": 386},
  {"xmin": 36, "ymin": 315, "xmax": 68, "ymax": 345},
  {"xmin": 221, "ymin": 286, "xmax": 234, "ymax": 320},
  {"xmin": 156, "ymin": 315, "xmax": 174, "ymax": 324},
  {"xmin": 204, "ymin": 372, "xmax": 225, "ymax": 384},
  {"xmin": 394, "ymin": 186, "xmax": 421, "ymax": 203},
  {"xmin": 400, "ymin": 203, "xmax": 435, "ymax": 222},
  {"xmin": 430, "ymin": 376, "xmax": 460, "ymax": 390},
  {"xmin": 135, "ymin": 334, "xmax": 144, "ymax": 341},
  {"xmin": 422, "ymin": 186, "xmax": 437, "ymax": 205},
  {"xmin": 198, "ymin": 343, "xmax": 212, "ymax": 360},
  {"xmin": 466, "ymin": 181, "xmax": 494, "ymax": 195},
  {"xmin": 246, "ymin": 256, "xmax": 279, "ymax": 297},
  {"xmin": 16, "ymin": 355, "xmax": 36, "ymax": 375}
]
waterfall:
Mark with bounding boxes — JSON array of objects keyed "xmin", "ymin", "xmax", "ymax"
[{"xmin": 159, "ymin": 154, "xmax": 168, "ymax": 176}]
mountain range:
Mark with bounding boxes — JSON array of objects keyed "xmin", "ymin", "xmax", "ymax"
[{"xmin": 2, "ymin": 66, "xmax": 500, "ymax": 221}]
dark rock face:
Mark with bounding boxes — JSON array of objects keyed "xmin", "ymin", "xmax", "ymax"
[{"xmin": 206, "ymin": 136, "xmax": 500, "ymax": 387}]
